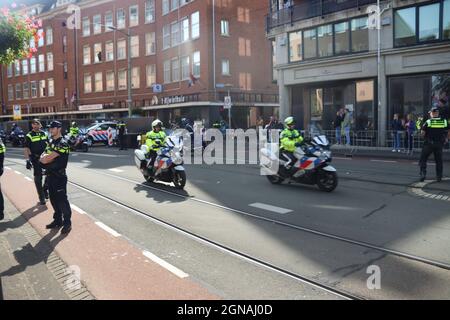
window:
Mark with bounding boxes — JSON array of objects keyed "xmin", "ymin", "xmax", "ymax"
[
  {"xmin": 93, "ymin": 14, "xmax": 102, "ymax": 34},
  {"xmin": 38, "ymin": 29, "xmax": 44, "ymax": 46},
  {"xmin": 106, "ymin": 41, "xmax": 114, "ymax": 61},
  {"xmin": 15, "ymin": 83, "xmax": 22, "ymax": 100},
  {"xmin": 272, "ymin": 40, "xmax": 277, "ymax": 81},
  {"xmin": 171, "ymin": 0, "xmax": 179, "ymax": 11},
  {"xmin": 30, "ymin": 37, "xmax": 36, "ymax": 49},
  {"xmin": 84, "ymin": 74, "xmax": 92, "ymax": 93},
  {"xmin": 48, "ymin": 79, "xmax": 54, "ymax": 96},
  {"xmin": 63, "ymin": 35, "xmax": 67, "ymax": 53},
  {"xmin": 192, "ymin": 51, "xmax": 200, "ymax": 77},
  {"xmin": 222, "ymin": 59, "xmax": 230, "ymax": 75},
  {"xmin": 106, "ymin": 71, "xmax": 115, "ymax": 91},
  {"xmin": 131, "ymin": 67, "xmax": 140, "ymax": 88},
  {"xmin": 221, "ymin": 20, "xmax": 229, "ymax": 36},
  {"xmin": 7, "ymin": 64, "xmax": 12, "ymax": 77},
  {"xmin": 146, "ymin": 64, "xmax": 156, "ymax": 87},
  {"xmin": 47, "ymin": 53, "xmax": 53, "ymax": 71},
  {"xmin": 181, "ymin": 18, "xmax": 190, "ymax": 42},
  {"xmin": 334, "ymin": 21, "xmax": 349, "ymax": 55},
  {"xmin": 318, "ymin": 25, "xmax": 333, "ymax": 57},
  {"xmin": 38, "ymin": 55, "xmax": 45, "ymax": 72},
  {"xmin": 351, "ymin": 17, "xmax": 368, "ymax": 52},
  {"xmin": 162, "ymin": 0, "xmax": 170, "ymax": 15},
  {"xmin": 171, "ymin": 21, "xmax": 180, "ymax": 47},
  {"xmin": 117, "ymin": 9, "xmax": 126, "ymax": 29},
  {"xmin": 31, "ymin": 81, "xmax": 37, "ymax": 98},
  {"xmin": 63, "ymin": 62, "xmax": 68, "ymax": 79},
  {"xmin": 163, "ymin": 25, "xmax": 170, "ymax": 49},
  {"xmin": 94, "ymin": 43, "xmax": 102, "ymax": 63},
  {"xmin": 289, "ymin": 31, "xmax": 302, "ymax": 62},
  {"xmin": 181, "ymin": 56, "xmax": 190, "ymax": 79},
  {"xmin": 95, "ymin": 72, "xmax": 103, "ymax": 92},
  {"xmin": 23, "ymin": 82, "xmax": 29, "ymax": 99},
  {"xmin": 419, "ymin": 3, "xmax": 440, "ymax": 42},
  {"xmin": 83, "ymin": 46, "xmax": 91, "ymax": 65},
  {"xmin": 39, "ymin": 80, "xmax": 46, "ymax": 97},
  {"xmin": 117, "ymin": 39, "xmax": 126, "ymax": 59},
  {"xmin": 15, "ymin": 60, "xmax": 21, "ymax": 75},
  {"xmin": 46, "ymin": 27, "xmax": 53, "ymax": 45},
  {"xmin": 82, "ymin": 18, "xmax": 90, "ymax": 36},
  {"xmin": 145, "ymin": 0, "xmax": 155, "ymax": 23},
  {"xmin": 445, "ymin": 0, "xmax": 450, "ymax": 39},
  {"xmin": 191, "ymin": 12, "xmax": 200, "ymax": 39},
  {"xmin": 164, "ymin": 60, "xmax": 171, "ymax": 83},
  {"xmin": 8, "ymin": 85, "xmax": 14, "ymax": 101},
  {"xmin": 131, "ymin": 36, "xmax": 139, "ymax": 58},
  {"xmin": 118, "ymin": 70, "xmax": 127, "ymax": 89},
  {"xmin": 172, "ymin": 58, "xmax": 180, "ymax": 82},
  {"xmin": 105, "ymin": 12, "xmax": 113, "ymax": 31},
  {"xmin": 129, "ymin": 5, "xmax": 139, "ymax": 27},
  {"xmin": 303, "ymin": 28, "xmax": 317, "ymax": 59},
  {"xmin": 145, "ymin": 32, "xmax": 156, "ymax": 55},
  {"xmin": 395, "ymin": 8, "xmax": 416, "ymax": 47},
  {"xmin": 30, "ymin": 57, "xmax": 36, "ymax": 74},
  {"xmin": 22, "ymin": 60, "xmax": 29, "ymax": 75}
]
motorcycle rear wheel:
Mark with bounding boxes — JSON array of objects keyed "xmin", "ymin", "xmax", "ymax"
[{"xmin": 316, "ymin": 171, "xmax": 338, "ymax": 192}]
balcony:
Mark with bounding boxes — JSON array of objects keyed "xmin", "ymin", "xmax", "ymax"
[{"xmin": 266, "ymin": 0, "xmax": 377, "ymax": 32}]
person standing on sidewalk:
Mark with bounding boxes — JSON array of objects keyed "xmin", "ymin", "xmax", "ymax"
[
  {"xmin": 404, "ymin": 114, "xmax": 416, "ymax": 155},
  {"xmin": 419, "ymin": 107, "xmax": 450, "ymax": 182},
  {"xmin": 391, "ymin": 113, "xmax": 403, "ymax": 152},
  {"xmin": 341, "ymin": 108, "xmax": 352, "ymax": 146},
  {"xmin": 0, "ymin": 137, "xmax": 5, "ymax": 221},
  {"xmin": 40, "ymin": 121, "xmax": 72, "ymax": 234},
  {"xmin": 24, "ymin": 119, "xmax": 48, "ymax": 205},
  {"xmin": 117, "ymin": 120, "xmax": 127, "ymax": 150},
  {"xmin": 334, "ymin": 109, "xmax": 344, "ymax": 145}
]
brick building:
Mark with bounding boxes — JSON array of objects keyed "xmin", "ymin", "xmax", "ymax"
[{"xmin": 0, "ymin": 0, "xmax": 279, "ymax": 128}]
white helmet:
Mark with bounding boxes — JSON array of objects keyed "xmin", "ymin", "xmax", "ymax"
[{"xmin": 152, "ymin": 119, "xmax": 163, "ymax": 129}]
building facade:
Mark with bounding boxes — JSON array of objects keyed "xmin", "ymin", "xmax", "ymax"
[
  {"xmin": 0, "ymin": 0, "xmax": 279, "ymax": 128},
  {"xmin": 268, "ymin": 0, "xmax": 450, "ymax": 145}
]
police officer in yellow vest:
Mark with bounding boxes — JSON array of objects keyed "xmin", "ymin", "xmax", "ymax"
[
  {"xmin": 145, "ymin": 119, "xmax": 167, "ymax": 170},
  {"xmin": 0, "ymin": 137, "xmax": 5, "ymax": 220},
  {"xmin": 280, "ymin": 117, "xmax": 304, "ymax": 172},
  {"xmin": 419, "ymin": 107, "xmax": 450, "ymax": 182},
  {"xmin": 24, "ymin": 119, "xmax": 48, "ymax": 205},
  {"xmin": 69, "ymin": 121, "xmax": 79, "ymax": 138}
]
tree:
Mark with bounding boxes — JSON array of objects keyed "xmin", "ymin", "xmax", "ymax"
[{"xmin": 0, "ymin": 4, "xmax": 42, "ymax": 65}]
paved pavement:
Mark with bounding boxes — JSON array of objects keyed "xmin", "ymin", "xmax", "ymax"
[{"xmin": 2, "ymin": 145, "xmax": 450, "ymax": 299}]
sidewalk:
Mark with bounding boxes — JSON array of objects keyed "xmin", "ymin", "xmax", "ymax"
[
  {"xmin": 331, "ymin": 145, "xmax": 450, "ymax": 160},
  {"xmin": 0, "ymin": 198, "xmax": 93, "ymax": 300}
]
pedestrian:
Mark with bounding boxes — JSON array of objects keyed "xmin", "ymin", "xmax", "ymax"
[
  {"xmin": 40, "ymin": 121, "xmax": 72, "ymax": 234},
  {"xmin": 334, "ymin": 109, "xmax": 344, "ymax": 145},
  {"xmin": 0, "ymin": 137, "xmax": 5, "ymax": 221},
  {"xmin": 265, "ymin": 116, "xmax": 283, "ymax": 142},
  {"xmin": 117, "ymin": 120, "xmax": 127, "ymax": 150},
  {"xmin": 419, "ymin": 107, "xmax": 450, "ymax": 182},
  {"xmin": 391, "ymin": 113, "xmax": 403, "ymax": 152},
  {"xmin": 24, "ymin": 119, "xmax": 48, "ymax": 205},
  {"xmin": 404, "ymin": 114, "xmax": 415, "ymax": 155},
  {"xmin": 341, "ymin": 108, "xmax": 352, "ymax": 146}
]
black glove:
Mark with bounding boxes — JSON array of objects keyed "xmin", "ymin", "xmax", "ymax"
[
  {"xmin": 0, "ymin": 167, "xmax": 3, "ymax": 176},
  {"xmin": 26, "ymin": 160, "xmax": 32, "ymax": 170}
]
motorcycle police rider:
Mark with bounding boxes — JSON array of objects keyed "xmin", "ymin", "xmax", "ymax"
[
  {"xmin": 280, "ymin": 117, "xmax": 304, "ymax": 174},
  {"xmin": 419, "ymin": 107, "xmax": 450, "ymax": 182},
  {"xmin": 40, "ymin": 121, "xmax": 73, "ymax": 234},
  {"xmin": 68, "ymin": 121, "xmax": 79, "ymax": 138},
  {"xmin": 145, "ymin": 119, "xmax": 167, "ymax": 173},
  {"xmin": 24, "ymin": 119, "xmax": 48, "ymax": 205}
]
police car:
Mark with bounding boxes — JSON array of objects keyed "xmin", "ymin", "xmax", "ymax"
[{"xmin": 86, "ymin": 122, "xmax": 118, "ymax": 145}]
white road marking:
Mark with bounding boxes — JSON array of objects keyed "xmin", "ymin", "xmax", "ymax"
[
  {"xmin": 72, "ymin": 152, "xmax": 126, "ymax": 158},
  {"xmin": 81, "ymin": 160, "xmax": 91, "ymax": 164},
  {"xmin": 108, "ymin": 168, "xmax": 124, "ymax": 173},
  {"xmin": 333, "ymin": 157, "xmax": 353, "ymax": 160},
  {"xmin": 249, "ymin": 202, "xmax": 292, "ymax": 214},
  {"xmin": 24, "ymin": 177, "xmax": 33, "ymax": 182},
  {"xmin": 142, "ymin": 250, "xmax": 189, "ymax": 279},
  {"xmin": 70, "ymin": 204, "xmax": 87, "ymax": 215},
  {"xmin": 370, "ymin": 159, "xmax": 397, "ymax": 163},
  {"xmin": 95, "ymin": 221, "xmax": 121, "ymax": 237},
  {"xmin": 14, "ymin": 170, "xmax": 22, "ymax": 175}
]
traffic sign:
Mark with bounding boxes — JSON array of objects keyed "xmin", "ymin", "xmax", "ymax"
[
  {"xmin": 224, "ymin": 96, "xmax": 232, "ymax": 109},
  {"xmin": 152, "ymin": 84, "xmax": 163, "ymax": 93}
]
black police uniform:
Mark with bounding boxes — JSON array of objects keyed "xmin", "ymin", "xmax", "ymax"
[
  {"xmin": 118, "ymin": 122, "xmax": 127, "ymax": 150},
  {"xmin": 42, "ymin": 136, "xmax": 72, "ymax": 228},
  {"xmin": 25, "ymin": 130, "xmax": 48, "ymax": 202},
  {"xmin": 0, "ymin": 138, "xmax": 5, "ymax": 220},
  {"xmin": 419, "ymin": 117, "xmax": 449, "ymax": 181}
]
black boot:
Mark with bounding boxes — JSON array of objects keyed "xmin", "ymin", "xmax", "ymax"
[
  {"xmin": 437, "ymin": 176, "xmax": 442, "ymax": 182},
  {"xmin": 46, "ymin": 220, "xmax": 62, "ymax": 229},
  {"xmin": 0, "ymin": 211, "xmax": 4, "ymax": 221},
  {"xmin": 420, "ymin": 170, "xmax": 426, "ymax": 182}
]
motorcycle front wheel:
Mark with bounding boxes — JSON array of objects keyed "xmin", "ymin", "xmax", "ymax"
[
  {"xmin": 173, "ymin": 170, "xmax": 186, "ymax": 189},
  {"xmin": 316, "ymin": 170, "xmax": 338, "ymax": 192}
]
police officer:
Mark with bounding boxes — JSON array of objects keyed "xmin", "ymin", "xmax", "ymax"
[
  {"xmin": 280, "ymin": 116, "xmax": 304, "ymax": 173},
  {"xmin": 117, "ymin": 120, "xmax": 127, "ymax": 150},
  {"xmin": 419, "ymin": 107, "xmax": 450, "ymax": 182},
  {"xmin": 24, "ymin": 119, "xmax": 48, "ymax": 205},
  {"xmin": 40, "ymin": 121, "xmax": 72, "ymax": 234},
  {"xmin": 69, "ymin": 121, "xmax": 79, "ymax": 138},
  {"xmin": 145, "ymin": 119, "xmax": 166, "ymax": 171},
  {"xmin": 0, "ymin": 136, "xmax": 5, "ymax": 221}
]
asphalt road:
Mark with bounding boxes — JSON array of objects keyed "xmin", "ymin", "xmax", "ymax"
[{"xmin": 4, "ymin": 145, "xmax": 450, "ymax": 299}]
